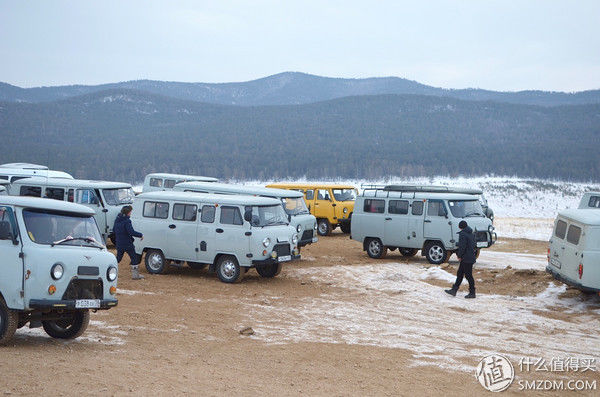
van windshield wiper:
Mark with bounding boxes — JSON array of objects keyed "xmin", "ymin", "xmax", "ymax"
[
  {"xmin": 52, "ymin": 237, "xmax": 104, "ymax": 249},
  {"xmin": 464, "ymin": 212, "xmax": 485, "ymax": 217}
]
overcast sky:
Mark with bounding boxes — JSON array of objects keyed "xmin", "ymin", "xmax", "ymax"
[{"xmin": 1, "ymin": 0, "xmax": 598, "ymax": 91}]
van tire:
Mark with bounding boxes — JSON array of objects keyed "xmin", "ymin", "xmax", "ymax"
[
  {"xmin": 145, "ymin": 250, "xmax": 168, "ymax": 274},
  {"xmin": 187, "ymin": 262, "xmax": 206, "ymax": 270},
  {"xmin": 400, "ymin": 248, "xmax": 418, "ymax": 257},
  {"xmin": 42, "ymin": 310, "xmax": 90, "ymax": 340},
  {"xmin": 317, "ymin": 219, "xmax": 331, "ymax": 236},
  {"xmin": 256, "ymin": 263, "xmax": 282, "ymax": 278},
  {"xmin": 0, "ymin": 298, "xmax": 18, "ymax": 345},
  {"xmin": 366, "ymin": 238, "xmax": 387, "ymax": 259},
  {"xmin": 216, "ymin": 256, "xmax": 244, "ymax": 283},
  {"xmin": 424, "ymin": 242, "xmax": 447, "ymax": 265},
  {"xmin": 340, "ymin": 223, "xmax": 351, "ymax": 234}
]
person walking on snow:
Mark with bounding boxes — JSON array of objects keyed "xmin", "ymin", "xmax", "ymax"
[
  {"xmin": 113, "ymin": 205, "xmax": 145, "ymax": 280},
  {"xmin": 445, "ymin": 220, "xmax": 477, "ymax": 298}
]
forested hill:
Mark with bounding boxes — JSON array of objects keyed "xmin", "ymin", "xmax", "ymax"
[
  {"xmin": 1, "ymin": 89, "xmax": 598, "ymax": 182},
  {"xmin": 1, "ymin": 72, "xmax": 600, "ymax": 107}
]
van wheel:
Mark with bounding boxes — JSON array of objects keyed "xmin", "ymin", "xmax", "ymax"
[
  {"xmin": 42, "ymin": 310, "xmax": 90, "ymax": 340},
  {"xmin": 0, "ymin": 298, "xmax": 18, "ymax": 345},
  {"xmin": 145, "ymin": 250, "xmax": 168, "ymax": 274},
  {"xmin": 216, "ymin": 256, "xmax": 244, "ymax": 283},
  {"xmin": 366, "ymin": 238, "xmax": 387, "ymax": 259},
  {"xmin": 317, "ymin": 219, "xmax": 331, "ymax": 236},
  {"xmin": 256, "ymin": 263, "xmax": 282, "ymax": 278},
  {"xmin": 425, "ymin": 242, "xmax": 447, "ymax": 265},
  {"xmin": 187, "ymin": 262, "xmax": 206, "ymax": 270},
  {"xmin": 340, "ymin": 223, "xmax": 351, "ymax": 234},
  {"xmin": 400, "ymin": 248, "xmax": 418, "ymax": 257}
]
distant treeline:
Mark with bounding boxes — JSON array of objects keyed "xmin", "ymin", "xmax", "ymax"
[{"xmin": 0, "ymin": 89, "xmax": 599, "ymax": 183}]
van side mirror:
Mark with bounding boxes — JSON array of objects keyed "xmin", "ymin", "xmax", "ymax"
[{"xmin": 244, "ymin": 209, "xmax": 253, "ymax": 223}]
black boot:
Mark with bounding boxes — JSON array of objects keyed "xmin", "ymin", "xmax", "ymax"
[
  {"xmin": 465, "ymin": 289, "xmax": 476, "ymax": 299},
  {"xmin": 445, "ymin": 288, "xmax": 457, "ymax": 296}
]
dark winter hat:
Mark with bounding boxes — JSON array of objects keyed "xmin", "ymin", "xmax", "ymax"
[{"xmin": 458, "ymin": 220, "xmax": 468, "ymax": 229}]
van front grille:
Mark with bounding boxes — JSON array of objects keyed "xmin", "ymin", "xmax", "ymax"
[
  {"xmin": 301, "ymin": 230, "xmax": 313, "ymax": 241},
  {"xmin": 274, "ymin": 244, "xmax": 291, "ymax": 257},
  {"xmin": 62, "ymin": 279, "xmax": 104, "ymax": 300}
]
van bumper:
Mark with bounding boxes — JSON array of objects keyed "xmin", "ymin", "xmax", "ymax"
[
  {"xmin": 298, "ymin": 236, "xmax": 318, "ymax": 247},
  {"xmin": 252, "ymin": 254, "xmax": 301, "ymax": 266},
  {"xmin": 28, "ymin": 299, "xmax": 119, "ymax": 310},
  {"xmin": 545, "ymin": 266, "xmax": 600, "ymax": 293}
]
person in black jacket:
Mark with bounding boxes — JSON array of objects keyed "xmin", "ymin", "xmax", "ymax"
[
  {"xmin": 113, "ymin": 205, "xmax": 144, "ymax": 280},
  {"xmin": 445, "ymin": 220, "xmax": 477, "ymax": 298}
]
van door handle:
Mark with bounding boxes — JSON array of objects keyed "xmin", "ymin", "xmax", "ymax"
[
  {"xmin": 216, "ymin": 228, "xmax": 224, "ymax": 233},
  {"xmin": 385, "ymin": 217, "xmax": 392, "ymax": 220},
  {"xmin": 424, "ymin": 220, "xmax": 432, "ymax": 223},
  {"xmin": 169, "ymin": 224, "xmax": 176, "ymax": 229}
]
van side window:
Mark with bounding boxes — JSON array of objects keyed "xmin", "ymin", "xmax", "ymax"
[
  {"xmin": 201, "ymin": 205, "xmax": 216, "ymax": 223},
  {"xmin": 20, "ymin": 186, "xmax": 41, "ymax": 197},
  {"xmin": 389, "ymin": 200, "xmax": 409, "ymax": 215},
  {"xmin": 67, "ymin": 189, "xmax": 74, "ymax": 203},
  {"xmin": 76, "ymin": 189, "xmax": 99, "ymax": 205},
  {"xmin": 173, "ymin": 204, "xmax": 197, "ymax": 221},
  {"xmin": 317, "ymin": 189, "xmax": 330, "ymax": 201},
  {"xmin": 566, "ymin": 225, "xmax": 582, "ymax": 245},
  {"xmin": 427, "ymin": 200, "xmax": 446, "ymax": 217},
  {"xmin": 149, "ymin": 178, "xmax": 163, "ymax": 188},
  {"xmin": 0, "ymin": 206, "xmax": 18, "ymax": 241},
  {"xmin": 10, "ymin": 176, "xmax": 27, "ymax": 183},
  {"xmin": 305, "ymin": 190, "xmax": 314, "ymax": 200},
  {"xmin": 143, "ymin": 201, "xmax": 169, "ymax": 219},
  {"xmin": 164, "ymin": 179, "xmax": 176, "ymax": 189},
  {"xmin": 588, "ymin": 196, "xmax": 600, "ymax": 208},
  {"xmin": 220, "ymin": 206, "xmax": 243, "ymax": 225},
  {"xmin": 364, "ymin": 199, "xmax": 385, "ymax": 213},
  {"xmin": 412, "ymin": 201, "xmax": 424, "ymax": 215},
  {"xmin": 554, "ymin": 220, "xmax": 567, "ymax": 239},
  {"xmin": 45, "ymin": 187, "xmax": 65, "ymax": 200}
]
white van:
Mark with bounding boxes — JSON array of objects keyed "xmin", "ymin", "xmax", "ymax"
[
  {"xmin": 9, "ymin": 177, "xmax": 134, "ymax": 243},
  {"xmin": 578, "ymin": 192, "xmax": 600, "ymax": 209},
  {"xmin": 174, "ymin": 182, "xmax": 318, "ymax": 248},
  {"xmin": 351, "ymin": 185, "xmax": 496, "ymax": 264},
  {"xmin": 0, "ymin": 163, "xmax": 73, "ymax": 183},
  {"xmin": 547, "ymin": 209, "xmax": 600, "ymax": 293},
  {"xmin": 142, "ymin": 173, "xmax": 218, "ymax": 193},
  {"xmin": 0, "ymin": 196, "xmax": 118, "ymax": 345},
  {"xmin": 133, "ymin": 191, "xmax": 300, "ymax": 283}
]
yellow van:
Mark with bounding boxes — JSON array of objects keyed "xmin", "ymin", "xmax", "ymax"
[{"xmin": 266, "ymin": 183, "xmax": 357, "ymax": 236}]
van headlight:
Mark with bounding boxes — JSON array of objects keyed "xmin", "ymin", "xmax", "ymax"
[
  {"xmin": 107, "ymin": 266, "xmax": 118, "ymax": 282},
  {"xmin": 488, "ymin": 225, "xmax": 494, "ymax": 233},
  {"xmin": 292, "ymin": 234, "xmax": 298, "ymax": 244},
  {"xmin": 343, "ymin": 207, "xmax": 348, "ymax": 214},
  {"xmin": 296, "ymin": 225, "xmax": 302, "ymax": 233},
  {"xmin": 51, "ymin": 263, "xmax": 64, "ymax": 280},
  {"xmin": 262, "ymin": 237, "xmax": 271, "ymax": 247},
  {"xmin": 313, "ymin": 223, "xmax": 318, "ymax": 230}
]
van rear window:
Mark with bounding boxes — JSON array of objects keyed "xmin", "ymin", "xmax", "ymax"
[
  {"xmin": 164, "ymin": 179, "xmax": 177, "ymax": 189},
  {"xmin": 566, "ymin": 225, "xmax": 582, "ymax": 245},
  {"xmin": 389, "ymin": 200, "xmax": 408, "ymax": 214},
  {"xmin": 20, "ymin": 186, "xmax": 41, "ymax": 197},
  {"xmin": 220, "ymin": 206, "xmax": 243, "ymax": 225},
  {"xmin": 149, "ymin": 178, "xmax": 163, "ymax": 188},
  {"xmin": 554, "ymin": 220, "xmax": 567, "ymax": 239},
  {"xmin": 143, "ymin": 201, "xmax": 169, "ymax": 219},
  {"xmin": 364, "ymin": 199, "xmax": 385, "ymax": 213}
]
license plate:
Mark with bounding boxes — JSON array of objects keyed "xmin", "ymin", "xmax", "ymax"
[
  {"xmin": 278, "ymin": 255, "xmax": 291, "ymax": 262},
  {"xmin": 477, "ymin": 241, "xmax": 487, "ymax": 248},
  {"xmin": 75, "ymin": 299, "xmax": 100, "ymax": 309},
  {"xmin": 550, "ymin": 258, "xmax": 561, "ymax": 269}
]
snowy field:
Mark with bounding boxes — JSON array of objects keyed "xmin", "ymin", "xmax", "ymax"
[{"xmin": 136, "ymin": 176, "xmax": 600, "ymax": 241}]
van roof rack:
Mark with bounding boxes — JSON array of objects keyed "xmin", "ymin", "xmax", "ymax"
[{"xmin": 360, "ymin": 184, "xmax": 483, "ymax": 195}]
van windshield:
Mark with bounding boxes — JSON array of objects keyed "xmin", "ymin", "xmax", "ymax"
[
  {"xmin": 23, "ymin": 209, "xmax": 103, "ymax": 247},
  {"xmin": 281, "ymin": 197, "xmax": 309, "ymax": 215},
  {"xmin": 246, "ymin": 205, "xmax": 289, "ymax": 227},
  {"xmin": 448, "ymin": 200, "xmax": 485, "ymax": 218},
  {"xmin": 103, "ymin": 188, "xmax": 134, "ymax": 205},
  {"xmin": 333, "ymin": 189, "xmax": 356, "ymax": 201}
]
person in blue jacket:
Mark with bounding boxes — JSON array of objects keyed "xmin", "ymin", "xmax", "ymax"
[
  {"xmin": 445, "ymin": 220, "xmax": 477, "ymax": 298},
  {"xmin": 113, "ymin": 205, "xmax": 145, "ymax": 280}
]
